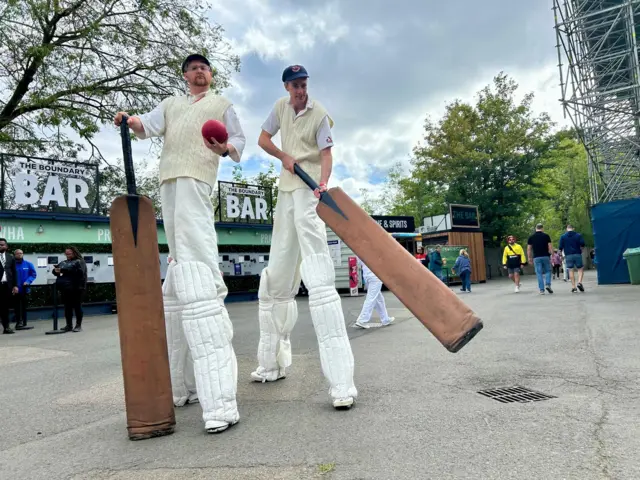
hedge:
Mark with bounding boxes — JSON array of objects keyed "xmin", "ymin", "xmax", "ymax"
[
  {"xmin": 25, "ymin": 275, "xmax": 261, "ymax": 308},
  {"xmin": 12, "ymin": 243, "xmax": 270, "ymax": 254},
  {"xmin": 11, "ymin": 242, "xmax": 266, "ymax": 308}
]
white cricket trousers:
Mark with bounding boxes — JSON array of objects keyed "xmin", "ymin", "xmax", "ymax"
[
  {"xmin": 160, "ymin": 177, "xmax": 239, "ymax": 429},
  {"xmin": 357, "ymin": 272, "xmax": 391, "ymax": 324},
  {"xmin": 255, "ymin": 188, "xmax": 358, "ymax": 400}
]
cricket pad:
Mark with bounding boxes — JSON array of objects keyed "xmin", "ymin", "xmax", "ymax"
[
  {"xmin": 317, "ymin": 188, "xmax": 483, "ymax": 352},
  {"xmin": 110, "ymin": 195, "xmax": 176, "ymax": 439}
]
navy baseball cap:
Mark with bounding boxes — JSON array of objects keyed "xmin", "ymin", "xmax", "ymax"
[
  {"xmin": 182, "ymin": 54, "xmax": 211, "ymax": 72},
  {"xmin": 282, "ymin": 65, "xmax": 309, "ymax": 82}
]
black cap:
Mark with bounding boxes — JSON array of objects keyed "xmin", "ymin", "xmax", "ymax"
[
  {"xmin": 282, "ymin": 64, "xmax": 309, "ymax": 82},
  {"xmin": 182, "ymin": 54, "xmax": 211, "ymax": 72}
]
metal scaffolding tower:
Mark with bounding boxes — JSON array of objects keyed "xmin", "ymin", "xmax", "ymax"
[{"xmin": 554, "ymin": 0, "xmax": 640, "ymax": 204}]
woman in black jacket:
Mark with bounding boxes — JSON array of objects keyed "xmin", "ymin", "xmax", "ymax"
[{"xmin": 53, "ymin": 246, "xmax": 87, "ymax": 332}]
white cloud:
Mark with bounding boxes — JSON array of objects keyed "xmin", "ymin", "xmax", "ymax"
[
  {"xmin": 48, "ymin": 1, "xmax": 573, "ymax": 209},
  {"xmin": 223, "ymin": 2, "xmax": 349, "ymax": 61}
]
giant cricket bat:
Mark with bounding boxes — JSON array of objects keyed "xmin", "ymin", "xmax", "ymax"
[
  {"xmin": 110, "ymin": 116, "xmax": 175, "ymax": 440},
  {"xmin": 294, "ymin": 165, "xmax": 483, "ymax": 352}
]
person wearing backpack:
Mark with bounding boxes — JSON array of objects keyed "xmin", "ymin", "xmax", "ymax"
[{"xmin": 502, "ymin": 235, "xmax": 526, "ymax": 293}]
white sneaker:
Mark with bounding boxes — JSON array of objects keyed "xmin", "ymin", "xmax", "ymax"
[
  {"xmin": 514, "ymin": 285, "xmax": 520, "ymax": 293},
  {"xmin": 354, "ymin": 320, "xmax": 370, "ymax": 329},
  {"xmin": 332, "ymin": 397, "xmax": 354, "ymax": 409},
  {"xmin": 173, "ymin": 395, "xmax": 188, "ymax": 407},
  {"xmin": 381, "ymin": 317, "xmax": 395, "ymax": 326},
  {"xmin": 250, "ymin": 367, "xmax": 286, "ymax": 383},
  {"xmin": 205, "ymin": 419, "xmax": 238, "ymax": 434},
  {"xmin": 187, "ymin": 392, "xmax": 199, "ymax": 404}
]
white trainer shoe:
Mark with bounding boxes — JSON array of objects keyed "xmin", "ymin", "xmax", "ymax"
[
  {"xmin": 514, "ymin": 285, "xmax": 520, "ymax": 293},
  {"xmin": 381, "ymin": 317, "xmax": 395, "ymax": 326},
  {"xmin": 205, "ymin": 419, "xmax": 238, "ymax": 434},
  {"xmin": 187, "ymin": 392, "xmax": 199, "ymax": 404},
  {"xmin": 332, "ymin": 397, "xmax": 354, "ymax": 409},
  {"xmin": 250, "ymin": 367, "xmax": 286, "ymax": 383}
]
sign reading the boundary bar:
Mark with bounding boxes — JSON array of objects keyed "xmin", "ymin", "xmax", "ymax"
[
  {"xmin": 1, "ymin": 154, "xmax": 99, "ymax": 215},
  {"xmin": 216, "ymin": 181, "xmax": 273, "ymax": 225},
  {"xmin": 449, "ymin": 204, "xmax": 480, "ymax": 229}
]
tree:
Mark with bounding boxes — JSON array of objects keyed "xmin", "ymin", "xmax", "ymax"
[
  {"xmin": 251, "ymin": 160, "xmax": 280, "ymax": 209},
  {"xmin": 98, "ymin": 162, "xmax": 161, "ymax": 216},
  {"xmin": 385, "ymin": 161, "xmax": 447, "ymax": 226},
  {"xmin": 0, "ymin": 0, "xmax": 239, "ymax": 159},
  {"xmin": 531, "ymin": 129, "xmax": 593, "ymax": 245},
  {"xmin": 411, "ymin": 72, "xmax": 554, "ymax": 246},
  {"xmin": 358, "ymin": 188, "xmax": 378, "ymax": 215},
  {"xmin": 231, "ymin": 164, "xmax": 245, "ymax": 183},
  {"xmin": 355, "ymin": 161, "xmax": 446, "ymax": 225}
]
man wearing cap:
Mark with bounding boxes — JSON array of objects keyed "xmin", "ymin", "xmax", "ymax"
[
  {"xmin": 113, "ymin": 53, "xmax": 246, "ymax": 434},
  {"xmin": 250, "ymin": 64, "xmax": 358, "ymax": 410}
]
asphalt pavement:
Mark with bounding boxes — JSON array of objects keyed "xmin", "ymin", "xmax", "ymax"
[{"xmin": 1, "ymin": 270, "xmax": 639, "ymax": 479}]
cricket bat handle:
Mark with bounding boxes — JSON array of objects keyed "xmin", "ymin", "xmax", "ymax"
[
  {"xmin": 294, "ymin": 163, "xmax": 319, "ymax": 191},
  {"xmin": 119, "ymin": 115, "xmax": 137, "ymax": 196},
  {"xmin": 293, "ymin": 163, "xmax": 347, "ymax": 218}
]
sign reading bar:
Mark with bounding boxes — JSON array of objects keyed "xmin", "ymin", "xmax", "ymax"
[
  {"xmin": 449, "ymin": 204, "xmax": 480, "ymax": 229},
  {"xmin": 216, "ymin": 181, "xmax": 273, "ymax": 224},
  {"xmin": 371, "ymin": 215, "xmax": 415, "ymax": 233},
  {"xmin": 1, "ymin": 154, "xmax": 99, "ymax": 215}
]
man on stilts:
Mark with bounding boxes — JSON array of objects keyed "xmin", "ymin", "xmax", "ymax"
[
  {"xmin": 114, "ymin": 53, "xmax": 246, "ymax": 433},
  {"xmin": 250, "ymin": 64, "xmax": 358, "ymax": 409}
]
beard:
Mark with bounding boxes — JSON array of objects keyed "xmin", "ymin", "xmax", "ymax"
[{"xmin": 193, "ymin": 75, "xmax": 210, "ymax": 87}]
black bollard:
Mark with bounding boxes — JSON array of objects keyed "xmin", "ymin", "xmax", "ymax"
[{"xmin": 45, "ymin": 282, "xmax": 66, "ymax": 335}]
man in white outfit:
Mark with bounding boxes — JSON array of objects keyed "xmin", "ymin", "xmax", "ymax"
[
  {"xmin": 354, "ymin": 257, "xmax": 395, "ymax": 329},
  {"xmin": 114, "ymin": 53, "xmax": 246, "ymax": 434},
  {"xmin": 250, "ymin": 64, "xmax": 358, "ymax": 410}
]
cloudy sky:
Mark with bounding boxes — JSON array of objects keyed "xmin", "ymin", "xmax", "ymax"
[{"xmin": 95, "ymin": 0, "xmax": 571, "ymax": 203}]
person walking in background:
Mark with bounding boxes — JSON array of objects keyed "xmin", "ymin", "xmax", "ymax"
[
  {"xmin": 429, "ymin": 245, "xmax": 444, "ymax": 282},
  {"xmin": 527, "ymin": 223, "xmax": 554, "ymax": 295},
  {"xmin": 354, "ymin": 257, "xmax": 395, "ymax": 329},
  {"xmin": 452, "ymin": 249, "xmax": 472, "ymax": 293},
  {"xmin": 0, "ymin": 238, "xmax": 18, "ymax": 334},
  {"xmin": 562, "ymin": 251, "xmax": 569, "ymax": 282},
  {"xmin": 415, "ymin": 245, "xmax": 429, "ymax": 270},
  {"xmin": 53, "ymin": 246, "xmax": 87, "ymax": 332},
  {"xmin": 559, "ymin": 224, "xmax": 586, "ymax": 293},
  {"xmin": 502, "ymin": 235, "xmax": 526, "ymax": 293},
  {"xmin": 13, "ymin": 249, "xmax": 36, "ymax": 330},
  {"xmin": 551, "ymin": 249, "xmax": 563, "ymax": 280}
]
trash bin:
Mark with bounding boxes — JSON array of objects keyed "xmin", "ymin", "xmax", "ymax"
[{"xmin": 622, "ymin": 247, "xmax": 640, "ymax": 285}]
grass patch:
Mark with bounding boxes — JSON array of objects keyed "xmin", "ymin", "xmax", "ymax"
[{"xmin": 317, "ymin": 462, "xmax": 336, "ymax": 475}]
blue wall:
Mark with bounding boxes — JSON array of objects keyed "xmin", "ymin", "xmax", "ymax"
[{"xmin": 591, "ymin": 198, "xmax": 640, "ymax": 284}]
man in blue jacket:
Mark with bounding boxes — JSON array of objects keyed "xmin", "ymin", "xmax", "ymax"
[
  {"xmin": 429, "ymin": 245, "xmax": 445, "ymax": 283},
  {"xmin": 558, "ymin": 225, "xmax": 586, "ymax": 293},
  {"xmin": 13, "ymin": 249, "xmax": 36, "ymax": 330}
]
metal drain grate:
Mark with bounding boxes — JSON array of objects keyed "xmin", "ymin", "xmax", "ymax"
[{"xmin": 478, "ymin": 386, "xmax": 556, "ymax": 403}]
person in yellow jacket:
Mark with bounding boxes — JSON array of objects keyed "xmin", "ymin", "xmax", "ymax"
[{"xmin": 502, "ymin": 235, "xmax": 526, "ymax": 293}]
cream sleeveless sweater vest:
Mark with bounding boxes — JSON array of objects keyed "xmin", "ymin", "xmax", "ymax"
[
  {"xmin": 158, "ymin": 93, "xmax": 231, "ymax": 188},
  {"xmin": 275, "ymin": 96, "xmax": 332, "ymax": 192}
]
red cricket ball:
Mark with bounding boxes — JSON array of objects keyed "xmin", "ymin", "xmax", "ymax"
[{"xmin": 201, "ymin": 119, "xmax": 229, "ymax": 144}]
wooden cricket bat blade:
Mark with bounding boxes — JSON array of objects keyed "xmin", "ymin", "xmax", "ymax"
[
  {"xmin": 317, "ymin": 188, "xmax": 483, "ymax": 353},
  {"xmin": 110, "ymin": 194, "xmax": 176, "ymax": 439}
]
